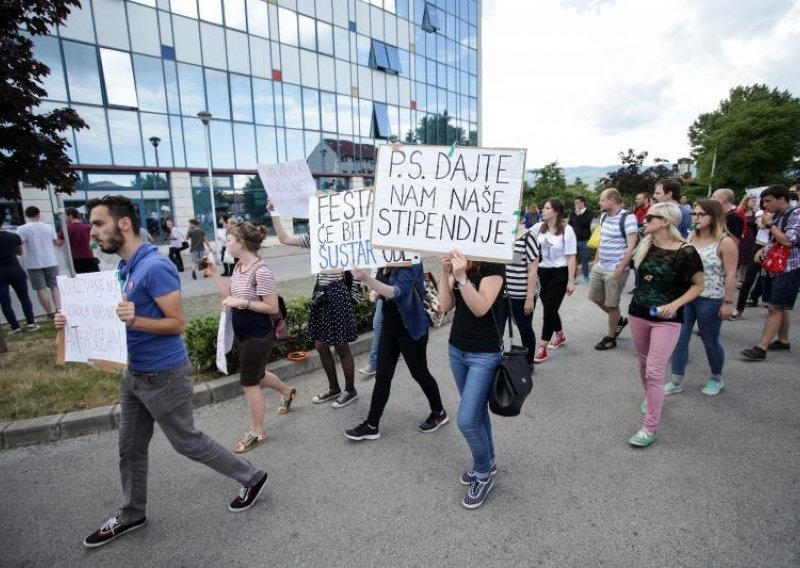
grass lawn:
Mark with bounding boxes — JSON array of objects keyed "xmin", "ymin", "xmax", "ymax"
[{"xmin": 0, "ymin": 292, "xmax": 244, "ymax": 421}]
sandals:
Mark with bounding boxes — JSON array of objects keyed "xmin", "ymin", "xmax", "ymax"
[
  {"xmin": 594, "ymin": 336, "xmax": 618, "ymax": 351},
  {"xmin": 233, "ymin": 431, "xmax": 268, "ymax": 453},
  {"xmin": 277, "ymin": 388, "xmax": 297, "ymax": 415}
]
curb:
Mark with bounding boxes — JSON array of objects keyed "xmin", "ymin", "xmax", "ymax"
[{"xmin": 0, "ymin": 333, "xmax": 374, "ymax": 450}]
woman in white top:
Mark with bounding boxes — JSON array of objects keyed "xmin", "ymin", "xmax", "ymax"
[
  {"xmin": 667, "ymin": 199, "xmax": 737, "ymax": 396},
  {"xmin": 165, "ymin": 218, "xmax": 185, "ymax": 272},
  {"xmin": 530, "ymin": 198, "xmax": 577, "ymax": 364}
]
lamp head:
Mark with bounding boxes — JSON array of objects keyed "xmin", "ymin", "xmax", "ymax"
[
  {"xmin": 197, "ymin": 111, "xmax": 212, "ymax": 125},
  {"xmin": 148, "ymin": 136, "xmax": 161, "ymax": 148}
]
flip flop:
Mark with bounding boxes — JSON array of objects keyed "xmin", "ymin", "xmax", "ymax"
[{"xmin": 277, "ymin": 388, "xmax": 297, "ymax": 415}]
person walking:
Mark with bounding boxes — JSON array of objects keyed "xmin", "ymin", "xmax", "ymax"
[
  {"xmin": 438, "ymin": 250, "xmax": 505, "ymax": 509},
  {"xmin": 741, "ymin": 185, "xmax": 800, "ymax": 361},
  {"xmin": 217, "ymin": 213, "xmax": 231, "ymax": 277},
  {"xmin": 344, "ymin": 263, "xmax": 448, "ymax": 441},
  {"xmin": 0, "ymin": 217, "xmax": 38, "ymax": 333},
  {"xmin": 627, "ymin": 202, "xmax": 704, "ymax": 447},
  {"xmin": 530, "ymin": 199, "xmax": 576, "ymax": 363},
  {"xmin": 589, "ymin": 188, "xmax": 638, "ymax": 350},
  {"xmin": 568, "ymin": 196, "xmax": 593, "ymax": 284},
  {"xmin": 358, "ymin": 289, "xmax": 382, "ymax": 377},
  {"xmin": 666, "ymin": 199, "xmax": 738, "ymax": 396},
  {"xmin": 205, "ymin": 222, "xmax": 297, "ymax": 453},
  {"xmin": 55, "ymin": 195, "xmax": 268, "ymax": 549},
  {"xmin": 165, "ymin": 218, "xmax": 185, "ymax": 272},
  {"xmin": 505, "ymin": 214, "xmax": 540, "ymax": 365},
  {"xmin": 736, "ymin": 194, "xmax": 757, "ymax": 283},
  {"xmin": 652, "ymin": 178, "xmax": 692, "ymax": 237},
  {"xmin": 186, "ymin": 218, "xmax": 210, "ymax": 280},
  {"xmin": 733, "ymin": 199, "xmax": 769, "ymax": 319},
  {"xmin": 59, "ymin": 208, "xmax": 99, "ymax": 273},
  {"xmin": 17, "ymin": 206, "xmax": 63, "ymax": 316},
  {"xmin": 270, "ymin": 203, "xmax": 359, "ymax": 408}
]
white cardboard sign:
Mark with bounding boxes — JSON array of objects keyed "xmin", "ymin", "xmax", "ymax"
[
  {"xmin": 371, "ymin": 145, "xmax": 526, "ymax": 261},
  {"xmin": 57, "ymin": 271, "xmax": 127, "ymax": 366},
  {"xmin": 257, "ymin": 160, "xmax": 317, "ymax": 218},
  {"xmin": 309, "ymin": 188, "xmax": 416, "ymax": 274}
]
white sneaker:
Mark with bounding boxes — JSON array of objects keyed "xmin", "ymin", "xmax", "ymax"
[{"xmin": 358, "ymin": 365, "xmax": 376, "ymax": 377}]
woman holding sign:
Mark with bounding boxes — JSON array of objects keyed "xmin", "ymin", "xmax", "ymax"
[
  {"xmin": 344, "ymin": 264, "xmax": 448, "ymax": 441},
  {"xmin": 270, "ymin": 204, "xmax": 360, "ymax": 409},
  {"xmin": 438, "ymin": 250, "xmax": 505, "ymax": 509},
  {"xmin": 205, "ymin": 222, "xmax": 297, "ymax": 453}
]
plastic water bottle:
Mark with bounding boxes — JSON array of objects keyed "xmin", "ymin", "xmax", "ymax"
[{"xmin": 650, "ymin": 305, "xmax": 677, "ymax": 320}]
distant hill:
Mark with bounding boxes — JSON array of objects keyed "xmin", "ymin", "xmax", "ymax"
[{"xmin": 523, "ymin": 165, "xmax": 615, "ymax": 188}]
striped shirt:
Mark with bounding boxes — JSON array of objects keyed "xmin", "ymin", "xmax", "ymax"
[
  {"xmin": 598, "ymin": 210, "xmax": 638, "ymax": 270},
  {"xmin": 505, "ymin": 230, "xmax": 540, "ymax": 299},
  {"xmin": 763, "ymin": 206, "xmax": 800, "ymax": 273},
  {"xmin": 230, "ymin": 259, "xmax": 277, "ymax": 301},
  {"xmin": 299, "ymin": 234, "xmax": 345, "ymax": 285}
]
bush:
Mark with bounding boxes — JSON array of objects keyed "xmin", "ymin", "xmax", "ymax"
[{"xmin": 185, "ymin": 296, "xmax": 376, "ymax": 373}]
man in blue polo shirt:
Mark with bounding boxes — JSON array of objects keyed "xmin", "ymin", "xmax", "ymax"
[{"xmin": 56, "ymin": 195, "xmax": 268, "ymax": 549}]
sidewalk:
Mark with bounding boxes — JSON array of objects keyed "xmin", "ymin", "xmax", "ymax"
[{"xmin": 1, "ymin": 286, "xmax": 798, "ymax": 566}]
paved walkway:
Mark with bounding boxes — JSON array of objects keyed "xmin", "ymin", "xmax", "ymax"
[{"xmin": 1, "ymin": 285, "xmax": 798, "ymax": 567}]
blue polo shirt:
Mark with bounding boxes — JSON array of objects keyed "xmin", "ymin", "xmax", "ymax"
[{"xmin": 118, "ymin": 243, "xmax": 187, "ymax": 372}]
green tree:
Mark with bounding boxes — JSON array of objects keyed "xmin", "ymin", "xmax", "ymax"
[
  {"xmin": 0, "ymin": 0, "xmax": 87, "ymax": 199},
  {"xmin": 404, "ymin": 111, "xmax": 467, "ymax": 146},
  {"xmin": 532, "ymin": 161, "xmax": 566, "ymax": 196},
  {"xmin": 597, "ymin": 149, "xmax": 674, "ymax": 197},
  {"xmin": 688, "ymin": 84, "xmax": 800, "ymax": 188}
]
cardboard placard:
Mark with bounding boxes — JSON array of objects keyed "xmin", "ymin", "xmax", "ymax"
[
  {"xmin": 56, "ymin": 271, "xmax": 127, "ymax": 370},
  {"xmin": 309, "ymin": 188, "xmax": 416, "ymax": 274},
  {"xmin": 371, "ymin": 145, "xmax": 526, "ymax": 261},
  {"xmin": 257, "ymin": 160, "xmax": 317, "ymax": 218}
]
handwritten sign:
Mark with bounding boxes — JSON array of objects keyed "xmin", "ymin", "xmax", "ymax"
[
  {"xmin": 57, "ymin": 271, "xmax": 127, "ymax": 366},
  {"xmin": 257, "ymin": 160, "xmax": 317, "ymax": 218},
  {"xmin": 309, "ymin": 188, "xmax": 417, "ymax": 274},
  {"xmin": 371, "ymin": 145, "xmax": 526, "ymax": 261}
]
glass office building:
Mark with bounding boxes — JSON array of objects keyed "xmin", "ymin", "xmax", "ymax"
[{"xmin": 17, "ymin": 0, "xmax": 481, "ymax": 241}]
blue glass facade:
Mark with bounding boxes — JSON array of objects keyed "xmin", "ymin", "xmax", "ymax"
[{"xmin": 27, "ymin": 0, "xmax": 480, "ymax": 238}]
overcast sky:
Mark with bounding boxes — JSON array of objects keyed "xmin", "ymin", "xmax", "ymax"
[{"xmin": 480, "ymin": 0, "xmax": 800, "ymax": 169}]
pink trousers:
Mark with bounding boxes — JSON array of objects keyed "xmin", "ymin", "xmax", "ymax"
[{"xmin": 628, "ymin": 315, "xmax": 681, "ymax": 433}]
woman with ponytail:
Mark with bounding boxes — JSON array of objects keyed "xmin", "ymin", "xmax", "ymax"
[
  {"xmin": 205, "ymin": 222, "xmax": 296, "ymax": 453},
  {"xmin": 626, "ymin": 202, "xmax": 704, "ymax": 447}
]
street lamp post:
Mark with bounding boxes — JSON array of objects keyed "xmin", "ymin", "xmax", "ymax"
[
  {"xmin": 197, "ymin": 111, "xmax": 218, "ymax": 237},
  {"xmin": 148, "ymin": 136, "xmax": 161, "ymax": 192}
]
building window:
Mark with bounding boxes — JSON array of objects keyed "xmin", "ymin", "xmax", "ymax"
[
  {"xmin": 100, "ymin": 49, "xmax": 139, "ymax": 108},
  {"xmin": 422, "ymin": 3, "xmax": 440, "ymax": 33},
  {"xmin": 370, "ymin": 40, "xmax": 402, "ymax": 74},
  {"xmin": 372, "ymin": 102, "xmax": 391, "ymax": 139}
]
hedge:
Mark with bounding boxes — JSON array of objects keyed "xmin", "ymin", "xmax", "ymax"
[{"xmin": 185, "ymin": 295, "xmax": 376, "ymax": 373}]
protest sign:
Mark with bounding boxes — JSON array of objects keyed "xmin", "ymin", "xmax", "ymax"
[
  {"xmin": 371, "ymin": 145, "xmax": 526, "ymax": 261},
  {"xmin": 257, "ymin": 160, "xmax": 317, "ymax": 218},
  {"xmin": 309, "ymin": 188, "xmax": 417, "ymax": 274},
  {"xmin": 56, "ymin": 271, "xmax": 127, "ymax": 368}
]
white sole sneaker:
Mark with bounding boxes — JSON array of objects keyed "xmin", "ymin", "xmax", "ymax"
[{"xmin": 331, "ymin": 393, "xmax": 358, "ymax": 409}]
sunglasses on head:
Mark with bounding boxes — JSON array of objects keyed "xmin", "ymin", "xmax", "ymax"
[{"xmin": 644, "ymin": 214, "xmax": 666, "ymax": 223}]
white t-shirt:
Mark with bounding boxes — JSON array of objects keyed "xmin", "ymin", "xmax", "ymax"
[
  {"xmin": 17, "ymin": 221, "xmax": 59, "ymax": 269},
  {"xmin": 530, "ymin": 222, "xmax": 577, "ymax": 268},
  {"xmin": 755, "ymin": 210, "xmax": 770, "ymax": 244}
]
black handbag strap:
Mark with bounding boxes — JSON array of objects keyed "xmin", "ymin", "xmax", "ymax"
[{"xmin": 487, "ymin": 277, "xmax": 513, "ymax": 353}]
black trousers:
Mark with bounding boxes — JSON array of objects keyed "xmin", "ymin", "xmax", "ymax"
[
  {"xmin": 538, "ymin": 266, "xmax": 569, "ymax": 342},
  {"xmin": 736, "ymin": 243, "xmax": 764, "ymax": 312},
  {"xmin": 509, "ymin": 297, "xmax": 537, "ymax": 364},
  {"xmin": 168, "ymin": 247, "xmax": 184, "ymax": 271},
  {"xmin": 366, "ymin": 325, "xmax": 443, "ymax": 427}
]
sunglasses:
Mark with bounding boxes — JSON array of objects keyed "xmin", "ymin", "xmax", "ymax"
[
  {"xmin": 690, "ymin": 212, "xmax": 709, "ymax": 217},
  {"xmin": 644, "ymin": 214, "xmax": 666, "ymax": 223}
]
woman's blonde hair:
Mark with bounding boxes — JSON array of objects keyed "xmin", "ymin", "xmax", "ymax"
[
  {"xmin": 228, "ymin": 222, "xmax": 268, "ymax": 253},
  {"xmin": 632, "ymin": 202, "xmax": 685, "ymax": 268},
  {"xmin": 738, "ymin": 194, "xmax": 755, "ymax": 211},
  {"xmin": 690, "ymin": 198, "xmax": 727, "ymax": 242}
]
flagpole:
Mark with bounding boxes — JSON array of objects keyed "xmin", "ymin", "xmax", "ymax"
[{"xmin": 707, "ymin": 146, "xmax": 717, "ymax": 197}]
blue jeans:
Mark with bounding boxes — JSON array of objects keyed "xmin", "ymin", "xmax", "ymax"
[
  {"xmin": 671, "ymin": 296, "xmax": 725, "ymax": 377},
  {"xmin": 448, "ymin": 344, "xmax": 502, "ymax": 475},
  {"xmin": 576, "ymin": 240, "xmax": 590, "ymax": 280},
  {"xmin": 368, "ymin": 299, "xmax": 383, "ymax": 369}
]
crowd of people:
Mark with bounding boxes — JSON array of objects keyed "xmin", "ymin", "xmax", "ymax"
[{"xmin": 2, "ymin": 180, "xmax": 798, "ymax": 548}]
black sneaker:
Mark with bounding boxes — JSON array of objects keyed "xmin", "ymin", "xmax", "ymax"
[
  {"xmin": 741, "ymin": 346, "xmax": 767, "ymax": 361},
  {"xmin": 595, "ymin": 336, "xmax": 617, "ymax": 350},
  {"xmin": 418, "ymin": 410, "xmax": 450, "ymax": 433},
  {"xmin": 460, "ymin": 462, "xmax": 499, "ymax": 486},
  {"xmin": 229, "ymin": 472, "xmax": 268, "ymax": 512},
  {"xmin": 344, "ymin": 421, "xmax": 380, "ymax": 441},
  {"xmin": 615, "ymin": 317, "xmax": 629, "ymax": 338},
  {"xmin": 462, "ymin": 476, "xmax": 494, "ymax": 509},
  {"xmin": 331, "ymin": 390, "xmax": 358, "ymax": 408},
  {"xmin": 311, "ymin": 388, "xmax": 341, "ymax": 404},
  {"xmin": 767, "ymin": 340, "xmax": 791, "ymax": 351},
  {"xmin": 83, "ymin": 516, "xmax": 147, "ymax": 548}
]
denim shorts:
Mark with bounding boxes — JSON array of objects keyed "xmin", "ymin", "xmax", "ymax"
[{"xmin": 762, "ymin": 268, "xmax": 800, "ymax": 310}]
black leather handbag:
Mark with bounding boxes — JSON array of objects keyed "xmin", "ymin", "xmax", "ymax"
[{"xmin": 488, "ymin": 293, "xmax": 533, "ymax": 417}]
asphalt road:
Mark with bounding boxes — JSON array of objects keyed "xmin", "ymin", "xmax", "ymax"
[{"xmin": 1, "ymin": 284, "xmax": 798, "ymax": 567}]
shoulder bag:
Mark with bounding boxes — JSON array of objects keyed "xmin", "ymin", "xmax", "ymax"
[{"xmin": 488, "ymin": 287, "xmax": 533, "ymax": 417}]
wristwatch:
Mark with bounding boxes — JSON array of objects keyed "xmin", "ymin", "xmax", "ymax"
[{"xmin": 457, "ymin": 277, "xmax": 468, "ymax": 287}]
